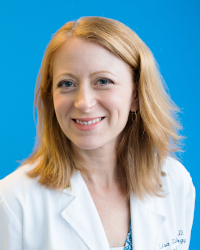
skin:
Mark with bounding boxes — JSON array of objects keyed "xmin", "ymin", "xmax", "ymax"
[{"xmin": 52, "ymin": 37, "xmax": 138, "ymax": 247}]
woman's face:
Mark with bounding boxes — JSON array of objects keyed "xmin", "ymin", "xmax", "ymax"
[{"xmin": 52, "ymin": 38, "xmax": 138, "ymax": 151}]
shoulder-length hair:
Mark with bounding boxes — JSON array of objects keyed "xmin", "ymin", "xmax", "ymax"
[{"xmin": 24, "ymin": 16, "xmax": 181, "ymax": 199}]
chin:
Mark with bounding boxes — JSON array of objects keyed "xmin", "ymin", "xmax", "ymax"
[{"xmin": 71, "ymin": 140, "xmax": 102, "ymax": 151}]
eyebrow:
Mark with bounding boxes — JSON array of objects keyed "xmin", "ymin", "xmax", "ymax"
[
  {"xmin": 90, "ymin": 70, "xmax": 116, "ymax": 77},
  {"xmin": 55, "ymin": 70, "xmax": 117, "ymax": 81},
  {"xmin": 56, "ymin": 73, "xmax": 76, "ymax": 81}
]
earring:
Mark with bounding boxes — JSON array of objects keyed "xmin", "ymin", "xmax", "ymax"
[{"xmin": 130, "ymin": 111, "xmax": 137, "ymax": 123}]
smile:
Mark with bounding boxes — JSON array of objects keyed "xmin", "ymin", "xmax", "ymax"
[{"xmin": 74, "ymin": 117, "xmax": 104, "ymax": 125}]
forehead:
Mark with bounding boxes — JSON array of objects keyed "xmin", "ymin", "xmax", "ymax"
[{"xmin": 52, "ymin": 37, "xmax": 132, "ymax": 78}]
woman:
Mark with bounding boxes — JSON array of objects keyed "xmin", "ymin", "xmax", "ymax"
[{"xmin": 0, "ymin": 16, "xmax": 195, "ymax": 250}]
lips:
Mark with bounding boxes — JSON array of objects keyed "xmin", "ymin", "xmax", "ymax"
[{"xmin": 72, "ymin": 117, "xmax": 105, "ymax": 125}]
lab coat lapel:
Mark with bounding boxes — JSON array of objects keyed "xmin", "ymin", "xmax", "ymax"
[
  {"xmin": 130, "ymin": 193, "xmax": 166, "ymax": 250},
  {"xmin": 61, "ymin": 171, "xmax": 110, "ymax": 250}
]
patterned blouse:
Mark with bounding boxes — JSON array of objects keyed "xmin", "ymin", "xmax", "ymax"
[{"xmin": 110, "ymin": 220, "xmax": 132, "ymax": 250}]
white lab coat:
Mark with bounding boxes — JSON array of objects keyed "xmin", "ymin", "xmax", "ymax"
[{"xmin": 0, "ymin": 157, "xmax": 195, "ymax": 250}]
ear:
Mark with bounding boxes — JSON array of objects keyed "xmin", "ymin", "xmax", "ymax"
[{"xmin": 130, "ymin": 89, "xmax": 139, "ymax": 112}]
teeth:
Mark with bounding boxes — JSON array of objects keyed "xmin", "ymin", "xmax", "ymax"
[{"xmin": 75, "ymin": 117, "xmax": 103, "ymax": 125}]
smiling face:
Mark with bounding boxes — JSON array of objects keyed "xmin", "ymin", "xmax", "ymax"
[{"xmin": 52, "ymin": 37, "xmax": 138, "ymax": 151}]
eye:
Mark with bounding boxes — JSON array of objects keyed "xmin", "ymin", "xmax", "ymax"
[
  {"xmin": 57, "ymin": 80, "xmax": 75, "ymax": 88},
  {"xmin": 96, "ymin": 78, "xmax": 113, "ymax": 86}
]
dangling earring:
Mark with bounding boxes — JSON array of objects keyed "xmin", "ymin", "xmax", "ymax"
[{"xmin": 130, "ymin": 111, "xmax": 137, "ymax": 123}]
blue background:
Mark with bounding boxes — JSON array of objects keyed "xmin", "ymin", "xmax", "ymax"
[{"xmin": 0, "ymin": 0, "xmax": 199, "ymax": 248}]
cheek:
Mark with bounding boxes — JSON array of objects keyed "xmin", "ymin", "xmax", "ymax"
[
  {"xmin": 53, "ymin": 95, "xmax": 71, "ymax": 118},
  {"xmin": 103, "ymin": 89, "xmax": 132, "ymax": 116}
]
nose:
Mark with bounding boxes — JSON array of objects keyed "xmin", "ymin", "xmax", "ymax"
[{"xmin": 74, "ymin": 87, "xmax": 96, "ymax": 112}]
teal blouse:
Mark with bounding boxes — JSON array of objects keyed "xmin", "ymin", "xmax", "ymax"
[
  {"xmin": 124, "ymin": 220, "xmax": 132, "ymax": 250},
  {"xmin": 110, "ymin": 220, "xmax": 132, "ymax": 250}
]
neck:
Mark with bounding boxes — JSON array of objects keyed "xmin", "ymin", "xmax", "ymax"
[{"xmin": 72, "ymin": 143, "xmax": 119, "ymax": 189}]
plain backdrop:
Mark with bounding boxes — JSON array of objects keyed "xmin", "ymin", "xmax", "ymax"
[{"xmin": 0, "ymin": 0, "xmax": 199, "ymax": 248}]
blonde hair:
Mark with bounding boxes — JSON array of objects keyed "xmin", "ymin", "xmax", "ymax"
[{"xmin": 24, "ymin": 16, "xmax": 181, "ymax": 199}]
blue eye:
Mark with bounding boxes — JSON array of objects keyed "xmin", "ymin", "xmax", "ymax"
[
  {"xmin": 97, "ymin": 78, "xmax": 113, "ymax": 85},
  {"xmin": 57, "ymin": 80, "xmax": 74, "ymax": 88}
]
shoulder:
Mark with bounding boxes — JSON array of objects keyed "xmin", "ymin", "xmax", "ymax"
[
  {"xmin": 0, "ymin": 162, "xmax": 75, "ymax": 225},
  {"xmin": 0, "ymin": 162, "xmax": 39, "ymax": 198},
  {"xmin": 161, "ymin": 156, "xmax": 195, "ymax": 199},
  {"xmin": 0, "ymin": 161, "xmax": 59, "ymax": 218},
  {"xmin": 0, "ymin": 161, "xmax": 77, "ymax": 211},
  {"xmin": 0, "ymin": 163, "xmax": 41, "ymax": 223},
  {"xmin": 0, "ymin": 162, "xmax": 42, "ymax": 206}
]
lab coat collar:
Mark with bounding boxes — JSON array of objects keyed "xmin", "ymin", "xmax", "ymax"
[
  {"xmin": 61, "ymin": 171, "xmax": 110, "ymax": 250},
  {"xmin": 130, "ymin": 193, "xmax": 166, "ymax": 250},
  {"xmin": 61, "ymin": 171, "xmax": 166, "ymax": 250}
]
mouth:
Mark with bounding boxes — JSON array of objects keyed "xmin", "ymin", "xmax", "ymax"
[{"xmin": 72, "ymin": 117, "xmax": 105, "ymax": 125}]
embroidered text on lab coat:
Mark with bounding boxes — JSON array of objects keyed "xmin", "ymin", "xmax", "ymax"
[{"xmin": 159, "ymin": 230, "xmax": 186, "ymax": 249}]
